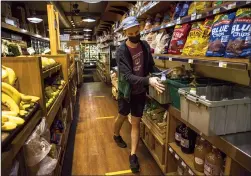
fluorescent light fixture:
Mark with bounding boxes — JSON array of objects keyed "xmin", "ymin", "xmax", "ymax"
[
  {"xmin": 83, "ymin": 28, "xmax": 92, "ymax": 32},
  {"xmin": 82, "ymin": 17, "xmax": 96, "ymax": 22},
  {"xmin": 27, "ymin": 16, "xmax": 43, "ymax": 24},
  {"xmin": 81, "ymin": 0, "xmax": 101, "ymax": 3}
]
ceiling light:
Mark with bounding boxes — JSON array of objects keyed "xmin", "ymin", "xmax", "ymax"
[
  {"xmin": 27, "ymin": 10, "xmax": 43, "ymax": 23},
  {"xmin": 81, "ymin": 0, "xmax": 101, "ymax": 3},
  {"xmin": 83, "ymin": 28, "xmax": 92, "ymax": 32},
  {"xmin": 84, "ymin": 34, "xmax": 91, "ymax": 36},
  {"xmin": 82, "ymin": 17, "xmax": 96, "ymax": 23}
]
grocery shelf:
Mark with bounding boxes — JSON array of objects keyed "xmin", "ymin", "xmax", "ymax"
[
  {"xmin": 136, "ymin": 1, "xmax": 160, "ymax": 19},
  {"xmin": 169, "ymin": 106, "xmax": 251, "ymax": 173},
  {"xmin": 2, "ymin": 22, "xmax": 49, "ymax": 41},
  {"xmin": 141, "ymin": 1, "xmax": 251, "ymax": 35},
  {"xmin": 168, "ymin": 142, "xmax": 204, "ymax": 176},
  {"xmin": 142, "ymin": 138, "xmax": 166, "ymax": 173},
  {"xmin": 42, "ymin": 64, "xmax": 62, "ymax": 79},
  {"xmin": 2, "ymin": 109, "xmax": 42, "ymax": 172},
  {"xmin": 47, "ymin": 83, "xmax": 68, "ymax": 128},
  {"xmin": 152, "ymin": 54, "xmax": 250, "ymax": 70}
]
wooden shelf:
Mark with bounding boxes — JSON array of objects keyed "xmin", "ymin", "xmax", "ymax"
[
  {"xmin": 142, "ymin": 138, "xmax": 166, "ymax": 174},
  {"xmin": 42, "ymin": 64, "xmax": 62, "ymax": 79},
  {"xmin": 152, "ymin": 54, "xmax": 250, "ymax": 70},
  {"xmin": 47, "ymin": 84, "xmax": 68, "ymax": 128},
  {"xmin": 168, "ymin": 142, "xmax": 203, "ymax": 176},
  {"xmin": 140, "ymin": 1, "xmax": 250, "ymax": 35},
  {"xmin": 2, "ymin": 22, "xmax": 49, "ymax": 41}
]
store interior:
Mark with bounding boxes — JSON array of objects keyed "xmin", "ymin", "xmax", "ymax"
[{"xmin": 1, "ymin": 1, "xmax": 251, "ymax": 176}]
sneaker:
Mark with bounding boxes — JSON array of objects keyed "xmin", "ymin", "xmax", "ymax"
[
  {"xmin": 113, "ymin": 135, "xmax": 127, "ymax": 148},
  {"xmin": 129, "ymin": 154, "xmax": 140, "ymax": 173}
]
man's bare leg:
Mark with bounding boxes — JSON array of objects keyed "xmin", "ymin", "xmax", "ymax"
[
  {"xmin": 130, "ymin": 116, "xmax": 141, "ymax": 155},
  {"xmin": 113, "ymin": 113, "xmax": 127, "ymax": 148}
]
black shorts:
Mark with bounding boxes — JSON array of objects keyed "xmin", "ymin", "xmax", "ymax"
[{"xmin": 118, "ymin": 92, "xmax": 146, "ymax": 117}]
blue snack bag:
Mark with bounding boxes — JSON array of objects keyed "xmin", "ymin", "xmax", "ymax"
[
  {"xmin": 173, "ymin": 2, "xmax": 183, "ymax": 20},
  {"xmin": 206, "ymin": 12, "xmax": 236, "ymax": 57},
  {"xmin": 225, "ymin": 8, "xmax": 251, "ymax": 58},
  {"xmin": 179, "ymin": 1, "xmax": 191, "ymax": 17}
]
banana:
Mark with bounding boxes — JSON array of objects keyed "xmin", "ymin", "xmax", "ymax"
[
  {"xmin": 2, "ymin": 65, "xmax": 16, "ymax": 85},
  {"xmin": 19, "ymin": 110, "xmax": 28, "ymax": 116},
  {"xmin": 2, "ymin": 121, "xmax": 17, "ymax": 131},
  {"xmin": 2, "ymin": 111, "xmax": 18, "ymax": 116},
  {"xmin": 2, "ymin": 116, "xmax": 8, "ymax": 123},
  {"xmin": 20, "ymin": 104, "xmax": 31, "ymax": 110},
  {"xmin": 2, "ymin": 93, "xmax": 19, "ymax": 113},
  {"xmin": 2, "ymin": 114, "xmax": 25, "ymax": 125},
  {"xmin": 2, "ymin": 66, "xmax": 8, "ymax": 79},
  {"xmin": 20, "ymin": 93, "xmax": 40, "ymax": 103},
  {"xmin": 2, "ymin": 82, "xmax": 21, "ymax": 105}
]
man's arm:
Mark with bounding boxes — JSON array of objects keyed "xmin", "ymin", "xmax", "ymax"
[{"xmin": 116, "ymin": 49, "xmax": 149, "ymax": 86}]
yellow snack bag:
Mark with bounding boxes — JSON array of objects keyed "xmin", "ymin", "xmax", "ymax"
[{"xmin": 182, "ymin": 18, "xmax": 214, "ymax": 56}]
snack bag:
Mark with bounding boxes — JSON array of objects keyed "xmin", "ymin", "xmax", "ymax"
[
  {"xmin": 179, "ymin": 1, "xmax": 191, "ymax": 17},
  {"xmin": 154, "ymin": 30, "xmax": 172, "ymax": 54},
  {"xmin": 168, "ymin": 24, "xmax": 191, "ymax": 55},
  {"xmin": 182, "ymin": 18, "xmax": 214, "ymax": 56},
  {"xmin": 189, "ymin": 2, "xmax": 212, "ymax": 15},
  {"xmin": 206, "ymin": 12, "xmax": 236, "ymax": 57},
  {"xmin": 188, "ymin": 2, "xmax": 196, "ymax": 15},
  {"xmin": 173, "ymin": 2, "xmax": 183, "ymax": 20},
  {"xmin": 212, "ymin": 1, "xmax": 223, "ymax": 7},
  {"xmin": 225, "ymin": 8, "xmax": 251, "ymax": 58}
]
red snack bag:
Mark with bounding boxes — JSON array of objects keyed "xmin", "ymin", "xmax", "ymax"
[{"xmin": 168, "ymin": 24, "xmax": 191, "ymax": 55}]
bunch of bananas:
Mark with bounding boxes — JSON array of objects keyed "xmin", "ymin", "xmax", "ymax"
[
  {"xmin": 45, "ymin": 80, "xmax": 66, "ymax": 109},
  {"xmin": 2, "ymin": 65, "xmax": 17, "ymax": 85},
  {"xmin": 41, "ymin": 57, "xmax": 56, "ymax": 69},
  {"xmin": 1, "ymin": 67, "xmax": 40, "ymax": 131}
]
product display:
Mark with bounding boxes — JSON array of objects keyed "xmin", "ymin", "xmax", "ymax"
[
  {"xmin": 180, "ymin": 126, "xmax": 197, "ymax": 154},
  {"xmin": 225, "ymin": 8, "xmax": 251, "ymax": 58},
  {"xmin": 182, "ymin": 18, "xmax": 214, "ymax": 56},
  {"xmin": 168, "ymin": 24, "xmax": 191, "ymax": 55},
  {"xmin": 175, "ymin": 123, "xmax": 185, "ymax": 146},
  {"xmin": 206, "ymin": 12, "xmax": 236, "ymax": 57}
]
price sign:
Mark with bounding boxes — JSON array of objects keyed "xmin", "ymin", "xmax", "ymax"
[
  {"xmin": 27, "ymin": 47, "xmax": 35, "ymax": 55},
  {"xmin": 188, "ymin": 59, "xmax": 194, "ymax": 64},
  {"xmin": 196, "ymin": 14, "xmax": 202, "ymax": 19},
  {"xmin": 228, "ymin": 2, "xmax": 236, "ymax": 9},
  {"xmin": 191, "ymin": 12, "xmax": 197, "ymax": 20},
  {"xmin": 169, "ymin": 147, "xmax": 174, "ymax": 153},
  {"xmin": 169, "ymin": 57, "xmax": 172, "ymax": 61},
  {"xmin": 213, "ymin": 8, "xmax": 220, "ymax": 14},
  {"xmin": 175, "ymin": 154, "xmax": 180, "ymax": 160},
  {"xmin": 219, "ymin": 62, "xmax": 227, "ymax": 68},
  {"xmin": 176, "ymin": 17, "xmax": 181, "ymax": 24}
]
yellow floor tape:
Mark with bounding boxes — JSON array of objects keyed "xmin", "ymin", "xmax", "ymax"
[
  {"xmin": 96, "ymin": 116, "xmax": 115, "ymax": 120},
  {"xmin": 93, "ymin": 96, "xmax": 105, "ymax": 98},
  {"xmin": 105, "ymin": 169, "xmax": 132, "ymax": 175}
]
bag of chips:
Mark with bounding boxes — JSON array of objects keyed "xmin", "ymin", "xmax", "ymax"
[
  {"xmin": 179, "ymin": 1, "xmax": 191, "ymax": 17},
  {"xmin": 206, "ymin": 12, "xmax": 236, "ymax": 57},
  {"xmin": 182, "ymin": 18, "xmax": 214, "ymax": 56},
  {"xmin": 188, "ymin": 2, "xmax": 212, "ymax": 15},
  {"xmin": 173, "ymin": 2, "xmax": 183, "ymax": 20},
  {"xmin": 154, "ymin": 30, "xmax": 172, "ymax": 54},
  {"xmin": 225, "ymin": 8, "xmax": 251, "ymax": 58},
  {"xmin": 168, "ymin": 24, "xmax": 191, "ymax": 55}
]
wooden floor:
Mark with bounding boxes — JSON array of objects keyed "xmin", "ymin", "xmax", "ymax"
[{"xmin": 72, "ymin": 82, "xmax": 163, "ymax": 175}]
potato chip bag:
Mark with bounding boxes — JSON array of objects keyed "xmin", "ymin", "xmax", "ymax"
[{"xmin": 182, "ymin": 18, "xmax": 214, "ymax": 56}]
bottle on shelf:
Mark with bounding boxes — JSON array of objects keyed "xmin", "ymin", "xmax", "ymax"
[
  {"xmin": 175, "ymin": 123, "xmax": 186, "ymax": 146},
  {"xmin": 180, "ymin": 126, "xmax": 197, "ymax": 154},
  {"xmin": 204, "ymin": 146, "xmax": 223, "ymax": 176},
  {"xmin": 194, "ymin": 137, "xmax": 212, "ymax": 172}
]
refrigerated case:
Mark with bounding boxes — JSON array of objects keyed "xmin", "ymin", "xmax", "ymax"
[{"xmin": 81, "ymin": 42, "xmax": 98, "ymax": 68}]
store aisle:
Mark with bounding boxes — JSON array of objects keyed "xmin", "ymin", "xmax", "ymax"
[{"xmin": 71, "ymin": 82, "xmax": 163, "ymax": 175}]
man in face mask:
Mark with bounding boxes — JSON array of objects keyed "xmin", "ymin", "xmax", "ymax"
[{"xmin": 113, "ymin": 16, "xmax": 165, "ymax": 173}]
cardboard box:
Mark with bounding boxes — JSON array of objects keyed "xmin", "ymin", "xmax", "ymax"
[{"xmin": 1, "ymin": 2, "xmax": 12, "ymax": 17}]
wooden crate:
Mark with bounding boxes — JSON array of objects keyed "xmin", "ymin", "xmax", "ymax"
[{"xmin": 155, "ymin": 139, "xmax": 165, "ymax": 165}]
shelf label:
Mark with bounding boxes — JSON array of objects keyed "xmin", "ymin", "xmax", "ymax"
[
  {"xmin": 213, "ymin": 8, "xmax": 220, "ymax": 14},
  {"xmin": 169, "ymin": 147, "xmax": 173, "ymax": 153},
  {"xmin": 196, "ymin": 14, "xmax": 202, "ymax": 19},
  {"xmin": 191, "ymin": 13, "xmax": 197, "ymax": 20},
  {"xmin": 219, "ymin": 62, "xmax": 227, "ymax": 68},
  {"xmin": 176, "ymin": 17, "xmax": 181, "ymax": 24},
  {"xmin": 181, "ymin": 161, "xmax": 187, "ymax": 168},
  {"xmin": 169, "ymin": 57, "xmax": 172, "ymax": 61},
  {"xmin": 175, "ymin": 154, "xmax": 180, "ymax": 160},
  {"xmin": 27, "ymin": 47, "xmax": 35, "ymax": 55},
  {"xmin": 188, "ymin": 59, "xmax": 194, "ymax": 64},
  {"xmin": 228, "ymin": 2, "xmax": 236, "ymax": 9}
]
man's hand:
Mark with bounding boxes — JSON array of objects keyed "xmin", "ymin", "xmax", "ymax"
[{"xmin": 149, "ymin": 77, "xmax": 165, "ymax": 93}]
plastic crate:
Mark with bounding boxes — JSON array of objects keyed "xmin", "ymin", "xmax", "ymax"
[{"xmin": 178, "ymin": 86, "xmax": 251, "ymax": 136}]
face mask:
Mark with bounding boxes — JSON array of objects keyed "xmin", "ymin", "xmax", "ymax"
[{"xmin": 128, "ymin": 34, "xmax": 141, "ymax": 44}]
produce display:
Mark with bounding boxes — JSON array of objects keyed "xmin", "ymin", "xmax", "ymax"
[
  {"xmin": 41, "ymin": 57, "xmax": 57, "ymax": 70},
  {"xmin": 1, "ymin": 66, "xmax": 40, "ymax": 132},
  {"xmin": 1, "ymin": 39, "xmax": 22, "ymax": 57},
  {"xmin": 44, "ymin": 76, "xmax": 66, "ymax": 110}
]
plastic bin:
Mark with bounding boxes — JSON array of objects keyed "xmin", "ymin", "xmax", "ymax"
[
  {"xmin": 149, "ymin": 82, "xmax": 170, "ymax": 104},
  {"xmin": 178, "ymin": 86, "xmax": 251, "ymax": 136}
]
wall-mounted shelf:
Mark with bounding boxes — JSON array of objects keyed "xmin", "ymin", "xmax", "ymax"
[
  {"xmin": 140, "ymin": 1, "xmax": 250, "ymax": 35},
  {"xmin": 152, "ymin": 54, "xmax": 250, "ymax": 71},
  {"xmin": 2, "ymin": 22, "xmax": 49, "ymax": 41}
]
